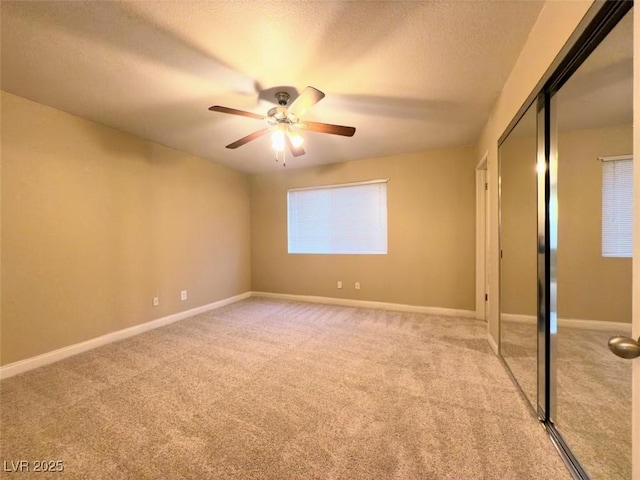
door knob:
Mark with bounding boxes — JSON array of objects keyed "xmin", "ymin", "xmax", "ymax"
[{"xmin": 608, "ymin": 335, "xmax": 640, "ymax": 359}]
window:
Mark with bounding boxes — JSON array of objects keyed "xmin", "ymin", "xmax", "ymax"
[
  {"xmin": 287, "ymin": 180, "xmax": 388, "ymax": 254},
  {"xmin": 601, "ymin": 155, "xmax": 633, "ymax": 258}
]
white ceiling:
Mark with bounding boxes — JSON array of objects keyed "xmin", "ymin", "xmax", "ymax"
[
  {"xmin": 557, "ymin": 10, "xmax": 633, "ymax": 132},
  {"xmin": 1, "ymin": 1, "xmax": 546, "ymax": 173}
]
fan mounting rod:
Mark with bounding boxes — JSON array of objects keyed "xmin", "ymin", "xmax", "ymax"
[
  {"xmin": 268, "ymin": 92, "xmax": 295, "ymax": 124},
  {"xmin": 275, "ymin": 92, "xmax": 290, "ymax": 106}
]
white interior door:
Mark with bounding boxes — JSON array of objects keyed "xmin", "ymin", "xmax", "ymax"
[{"xmin": 475, "ymin": 158, "xmax": 488, "ymax": 322}]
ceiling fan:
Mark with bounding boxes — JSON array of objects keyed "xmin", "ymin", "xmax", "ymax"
[{"xmin": 208, "ymin": 86, "xmax": 356, "ymax": 164}]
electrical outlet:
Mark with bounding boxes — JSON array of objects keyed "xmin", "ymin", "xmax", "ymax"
[
  {"xmin": 152, "ymin": 297, "xmax": 159, "ymax": 307},
  {"xmin": 355, "ymin": 282, "xmax": 361, "ymax": 290},
  {"xmin": 337, "ymin": 281, "xmax": 343, "ymax": 289},
  {"xmin": 180, "ymin": 290, "xmax": 187, "ymax": 301}
]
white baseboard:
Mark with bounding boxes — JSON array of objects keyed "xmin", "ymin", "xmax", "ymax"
[
  {"xmin": 7, "ymin": 291, "xmax": 625, "ymax": 381},
  {"xmin": 560, "ymin": 317, "xmax": 631, "ymax": 333},
  {"xmin": 250, "ymin": 291, "xmax": 476, "ymax": 318},
  {"xmin": 500, "ymin": 313, "xmax": 537, "ymax": 324},
  {"xmin": 501, "ymin": 313, "xmax": 631, "ymax": 334},
  {"xmin": 0, "ymin": 292, "xmax": 251, "ymax": 380}
]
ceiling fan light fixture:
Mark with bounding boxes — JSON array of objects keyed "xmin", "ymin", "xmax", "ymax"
[
  {"xmin": 288, "ymin": 131, "xmax": 304, "ymax": 148},
  {"xmin": 271, "ymin": 129, "xmax": 285, "ymax": 152}
]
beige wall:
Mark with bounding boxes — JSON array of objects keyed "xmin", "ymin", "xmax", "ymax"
[
  {"xmin": 499, "ymin": 123, "xmax": 633, "ymax": 323},
  {"xmin": 477, "ymin": 0, "xmax": 594, "ymax": 343},
  {"xmin": 250, "ymin": 146, "xmax": 476, "ymax": 311},
  {"xmin": 557, "ymin": 124, "xmax": 632, "ymax": 323},
  {"xmin": 1, "ymin": 91, "xmax": 251, "ymax": 365},
  {"xmin": 499, "ymin": 119, "xmax": 538, "ymax": 317}
]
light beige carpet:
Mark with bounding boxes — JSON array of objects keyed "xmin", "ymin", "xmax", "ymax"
[
  {"xmin": 556, "ymin": 326, "xmax": 632, "ymax": 480},
  {"xmin": 501, "ymin": 319, "xmax": 632, "ymax": 480},
  {"xmin": 1, "ymin": 299, "xmax": 571, "ymax": 479}
]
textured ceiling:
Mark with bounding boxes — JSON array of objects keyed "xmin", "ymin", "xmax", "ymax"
[
  {"xmin": 557, "ymin": 9, "xmax": 633, "ymax": 132},
  {"xmin": 1, "ymin": 1, "xmax": 546, "ymax": 173}
]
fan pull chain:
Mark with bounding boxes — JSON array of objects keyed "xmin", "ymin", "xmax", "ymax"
[{"xmin": 274, "ymin": 149, "xmax": 287, "ymax": 167}]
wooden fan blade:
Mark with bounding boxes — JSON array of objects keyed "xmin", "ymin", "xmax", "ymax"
[
  {"xmin": 299, "ymin": 121, "xmax": 356, "ymax": 137},
  {"xmin": 226, "ymin": 128, "xmax": 270, "ymax": 149},
  {"xmin": 286, "ymin": 135, "xmax": 305, "ymax": 157},
  {"xmin": 287, "ymin": 86, "xmax": 325, "ymax": 118},
  {"xmin": 209, "ymin": 105, "xmax": 266, "ymax": 120}
]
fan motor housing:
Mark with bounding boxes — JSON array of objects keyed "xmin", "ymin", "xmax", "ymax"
[{"xmin": 267, "ymin": 106, "xmax": 296, "ymax": 125}]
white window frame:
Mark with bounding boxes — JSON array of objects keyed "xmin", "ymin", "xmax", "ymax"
[
  {"xmin": 600, "ymin": 154, "xmax": 633, "ymax": 258},
  {"xmin": 287, "ymin": 179, "xmax": 388, "ymax": 255}
]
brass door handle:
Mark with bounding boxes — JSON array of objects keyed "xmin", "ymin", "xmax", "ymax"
[{"xmin": 608, "ymin": 335, "xmax": 640, "ymax": 359}]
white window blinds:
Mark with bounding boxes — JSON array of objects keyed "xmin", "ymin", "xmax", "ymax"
[
  {"xmin": 602, "ymin": 156, "xmax": 633, "ymax": 258},
  {"xmin": 287, "ymin": 180, "xmax": 388, "ymax": 254}
]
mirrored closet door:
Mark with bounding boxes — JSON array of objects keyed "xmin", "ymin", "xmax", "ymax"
[
  {"xmin": 553, "ymin": 7, "xmax": 633, "ymax": 479},
  {"xmin": 498, "ymin": 2, "xmax": 634, "ymax": 479},
  {"xmin": 499, "ymin": 101, "xmax": 538, "ymax": 412}
]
